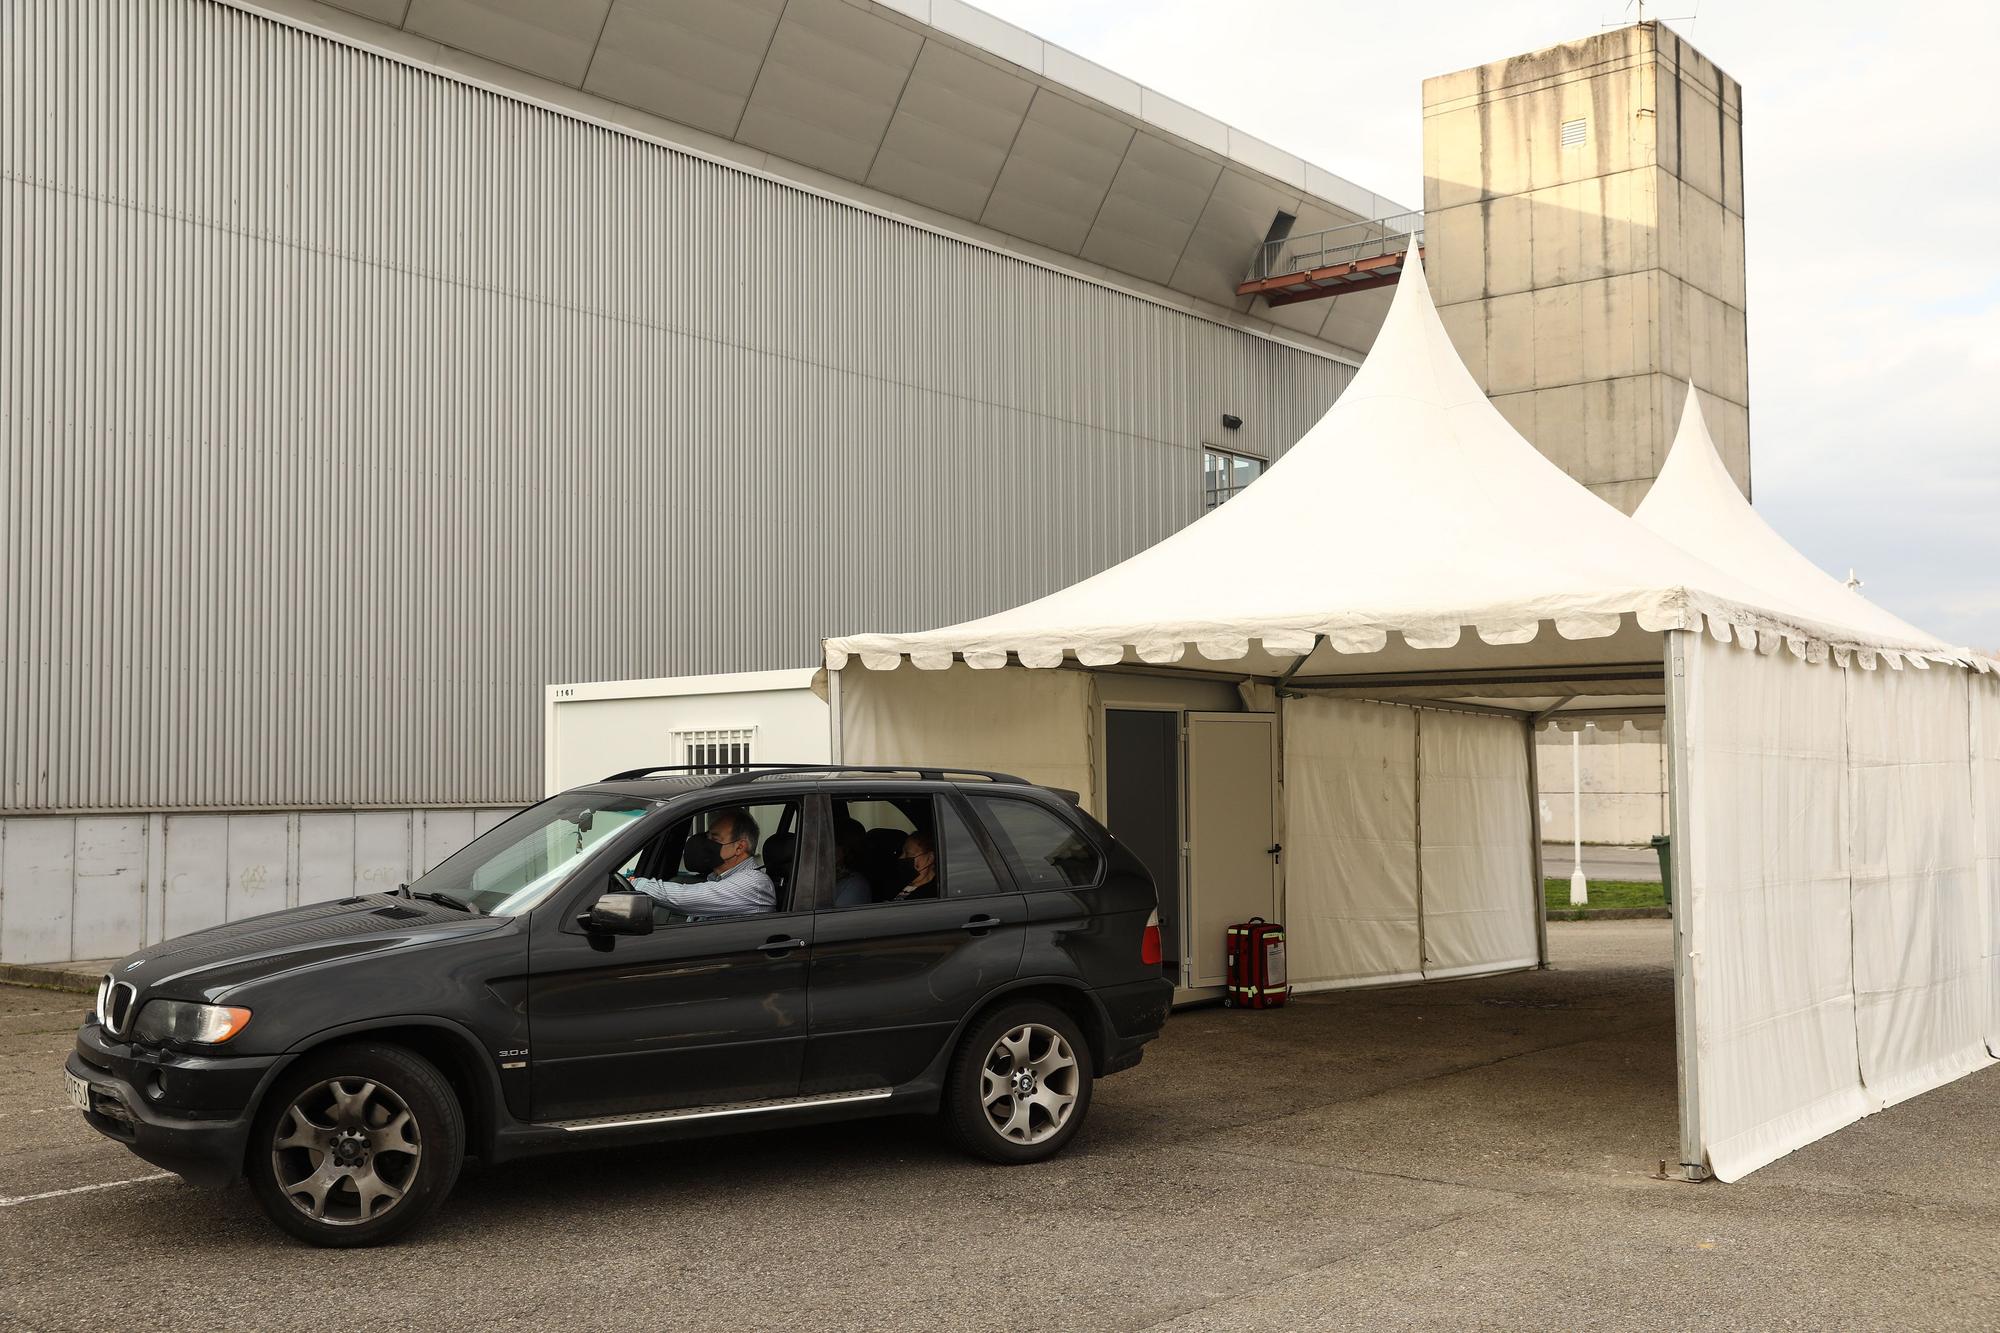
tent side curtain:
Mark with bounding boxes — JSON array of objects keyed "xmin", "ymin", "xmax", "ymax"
[
  {"xmin": 1285, "ymin": 697, "xmax": 1421, "ymax": 989},
  {"xmin": 1285, "ymin": 697, "xmax": 1537, "ymax": 991},
  {"xmin": 1977, "ymin": 676, "xmax": 2000, "ymax": 1057},
  {"xmin": 1419, "ymin": 709, "xmax": 1540, "ymax": 978},
  {"xmin": 1681, "ymin": 634, "xmax": 1998, "ymax": 1181},
  {"xmin": 1846, "ymin": 664, "xmax": 1991, "ymax": 1105},
  {"xmin": 837, "ymin": 664, "xmax": 1097, "ymax": 811},
  {"xmin": 1681, "ymin": 636, "xmax": 1869, "ymax": 1181}
]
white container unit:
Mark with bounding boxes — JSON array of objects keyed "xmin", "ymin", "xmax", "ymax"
[{"xmin": 544, "ymin": 670, "xmax": 829, "ymax": 794}]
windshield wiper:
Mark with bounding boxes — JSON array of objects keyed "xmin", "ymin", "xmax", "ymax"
[{"xmin": 408, "ymin": 889, "xmax": 480, "ymax": 914}]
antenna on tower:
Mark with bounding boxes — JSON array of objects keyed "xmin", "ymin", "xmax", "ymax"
[{"xmin": 1845, "ymin": 569, "xmax": 1864, "ymax": 592}]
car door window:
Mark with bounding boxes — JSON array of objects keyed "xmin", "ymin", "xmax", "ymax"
[
  {"xmin": 973, "ymin": 797, "xmax": 1103, "ymax": 890},
  {"xmin": 829, "ymin": 794, "xmax": 939, "ymax": 906},
  {"xmin": 620, "ymin": 798, "xmax": 803, "ymax": 920},
  {"xmin": 939, "ymin": 798, "xmax": 1007, "ymax": 899}
]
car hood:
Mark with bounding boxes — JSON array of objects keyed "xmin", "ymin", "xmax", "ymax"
[{"xmin": 99, "ymin": 894, "xmax": 508, "ymax": 1003}]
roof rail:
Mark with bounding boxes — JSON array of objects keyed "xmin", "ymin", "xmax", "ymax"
[{"xmin": 599, "ymin": 762, "xmax": 1035, "ymax": 787}]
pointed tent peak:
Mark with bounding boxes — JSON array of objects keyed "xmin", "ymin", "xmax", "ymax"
[
  {"xmin": 1642, "ymin": 382, "xmax": 1745, "ymax": 516},
  {"xmin": 1332, "ymin": 222, "xmax": 1492, "ymax": 417},
  {"xmin": 1674, "ymin": 379, "xmax": 1709, "ymax": 443},
  {"xmin": 1636, "ymin": 387, "xmax": 1954, "ymax": 652}
]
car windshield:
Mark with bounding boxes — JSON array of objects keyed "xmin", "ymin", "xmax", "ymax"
[{"xmin": 409, "ymin": 793, "xmax": 659, "ymax": 916}]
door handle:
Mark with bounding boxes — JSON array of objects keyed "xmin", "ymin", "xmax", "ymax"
[
  {"xmin": 759, "ymin": 935, "xmax": 807, "ymax": 956},
  {"xmin": 961, "ymin": 915, "xmax": 1002, "ymax": 935}
]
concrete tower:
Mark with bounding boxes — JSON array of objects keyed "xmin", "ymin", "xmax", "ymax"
[{"xmin": 1422, "ymin": 23, "xmax": 1748, "ymax": 513}]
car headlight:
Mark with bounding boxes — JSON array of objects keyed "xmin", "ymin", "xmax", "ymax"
[{"xmin": 132, "ymin": 999, "xmax": 253, "ymax": 1046}]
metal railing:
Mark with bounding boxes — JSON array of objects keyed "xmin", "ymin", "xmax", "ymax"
[{"xmin": 1251, "ymin": 209, "xmax": 1424, "ymax": 281}]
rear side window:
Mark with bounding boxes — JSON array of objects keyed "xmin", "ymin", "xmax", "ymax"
[
  {"xmin": 974, "ymin": 797, "xmax": 1102, "ymax": 890},
  {"xmin": 940, "ymin": 799, "xmax": 1006, "ymax": 899}
]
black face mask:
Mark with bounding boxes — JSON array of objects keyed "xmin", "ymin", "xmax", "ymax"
[{"xmin": 683, "ymin": 833, "xmax": 723, "ymax": 876}]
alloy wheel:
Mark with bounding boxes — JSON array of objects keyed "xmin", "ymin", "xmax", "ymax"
[
  {"xmin": 979, "ymin": 1023, "xmax": 1079, "ymax": 1145},
  {"xmin": 270, "ymin": 1076, "xmax": 423, "ymax": 1226}
]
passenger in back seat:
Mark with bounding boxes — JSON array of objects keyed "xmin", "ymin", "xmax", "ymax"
[{"xmin": 890, "ymin": 831, "xmax": 939, "ymax": 901}]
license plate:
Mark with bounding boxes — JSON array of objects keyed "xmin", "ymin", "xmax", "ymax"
[{"xmin": 64, "ymin": 1069, "xmax": 91, "ymax": 1113}]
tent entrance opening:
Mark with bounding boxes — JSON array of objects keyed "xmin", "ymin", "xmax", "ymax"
[{"xmin": 1105, "ymin": 709, "xmax": 1184, "ymax": 984}]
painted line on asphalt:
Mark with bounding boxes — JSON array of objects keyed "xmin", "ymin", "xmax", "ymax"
[{"xmin": 0, "ymin": 1173, "xmax": 173, "ymax": 1208}]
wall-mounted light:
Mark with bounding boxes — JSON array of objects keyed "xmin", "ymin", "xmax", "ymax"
[{"xmin": 1221, "ymin": 413, "xmax": 1243, "ymax": 431}]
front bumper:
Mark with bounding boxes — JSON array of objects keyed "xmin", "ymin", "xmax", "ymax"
[{"xmin": 67, "ymin": 1021, "xmax": 286, "ymax": 1187}]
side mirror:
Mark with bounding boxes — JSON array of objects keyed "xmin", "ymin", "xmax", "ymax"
[{"xmin": 582, "ymin": 890, "xmax": 654, "ymax": 936}]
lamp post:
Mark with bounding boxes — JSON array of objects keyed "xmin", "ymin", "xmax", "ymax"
[{"xmin": 1569, "ymin": 730, "xmax": 1589, "ymax": 906}]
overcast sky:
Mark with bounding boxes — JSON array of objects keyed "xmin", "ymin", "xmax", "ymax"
[{"xmin": 982, "ymin": 0, "xmax": 2000, "ymax": 650}]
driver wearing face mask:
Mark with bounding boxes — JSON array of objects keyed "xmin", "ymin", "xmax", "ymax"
[{"xmin": 629, "ymin": 808, "xmax": 775, "ymax": 918}]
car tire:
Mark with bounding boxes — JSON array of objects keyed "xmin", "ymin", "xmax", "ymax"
[
  {"xmin": 247, "ymin": 1041, "xmax": 465, "ymax": 1247},
  {"xmin": 944, "ymin": 1001, "xmax": 1094, "ymax": 1165}
]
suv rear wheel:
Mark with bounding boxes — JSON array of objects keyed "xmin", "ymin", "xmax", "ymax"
[
  {"xmin": 248, "ymin": 1041, "xmax": 464, "ymax": 1247},
  {"xmin": 944, "ymin": 1001, "xmax": 1094, "ymax": 1164}
]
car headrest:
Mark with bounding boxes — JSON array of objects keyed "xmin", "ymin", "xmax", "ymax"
[
  {"xmin": 764, "ymin": 831, "xmax": 797, "ymax": 877},
  {"xmin": 864, "ymin": 826, "xmax": 907, "ymax": 864}
]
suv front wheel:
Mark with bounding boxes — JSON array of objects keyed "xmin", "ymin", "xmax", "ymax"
[
  {"xmin": 247, "ymin": 1041, "xmax": 465, "ymax": 1247},
  {"xmin": 945, "ymin": 1002, "xmax": 1094, "ymax": 1164}
]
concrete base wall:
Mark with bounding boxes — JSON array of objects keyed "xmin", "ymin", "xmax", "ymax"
[
  {"xmin": 1537, "ymin": 730, "xmax": 1667, "ymax": 846},
  {"xmin": 0, "ymin": 807, "xmax": 519, "ymax": 965}
]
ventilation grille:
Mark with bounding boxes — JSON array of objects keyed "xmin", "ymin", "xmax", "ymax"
[
  {"xmin": 1560, "ymin": 118, "xmax": 1588, "ymax": 148},
  {"xmin": 677, "ymin": 728, "xmax": 754, "ymax": 772}
]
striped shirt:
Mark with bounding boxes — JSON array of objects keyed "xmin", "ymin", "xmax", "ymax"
[{"xmin": 631, "ymin": 857, "xmax": 776, "ymax": 919}]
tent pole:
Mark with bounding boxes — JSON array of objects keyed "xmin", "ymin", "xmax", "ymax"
[
  {"xmin": 1523, "ymin": 716, "xmax": 1549, "ymax": 968},
  {"xmin": 827, "ymin": 665, "xmax": 844, "ymax": 765},
  {"xmin": 1274, "ymin": 634, "xmax": 1325, "ymax": 696},
  {"xmin": 1523, "ymin": 697, "xmax": 1574, "ymax": 972},
  {"xmin": 1663, "ymin": 630, "xmax": 1710, "ymax": 1182},
  {"xmin": 1413, "ymin": 709, "xmax": 1426, "ymax": 976}
]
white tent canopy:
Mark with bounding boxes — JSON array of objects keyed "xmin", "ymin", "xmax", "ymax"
[
  {"xmin": 1635, "ymin": 389, "xmax": 1959, "ymax": 657},
  {"xmin": 824, "ymin": 245, "xmax": 1998, "ymax": 1184},
  {"xmin": 829, "ymin": 244, "xmax": 1968, "ymax": 681}
]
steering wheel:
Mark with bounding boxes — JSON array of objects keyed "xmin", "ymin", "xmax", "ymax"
[{"xmin": 609, "ymin": 870, "xmax": 638, "ymax": 895}]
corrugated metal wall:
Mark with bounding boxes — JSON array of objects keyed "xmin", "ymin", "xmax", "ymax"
[
  {"xmin": 0, "ymin": 808, "xmax": 518, "ymax": 963},
  {"xmin": 1, "ymin": 0, "xmax": 1352, "ymax": 813}
]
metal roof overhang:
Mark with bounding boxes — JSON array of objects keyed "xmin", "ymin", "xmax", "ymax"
[{"xmin": 299, "ymin": 0, "xmax": 1405, "ymax": 344}]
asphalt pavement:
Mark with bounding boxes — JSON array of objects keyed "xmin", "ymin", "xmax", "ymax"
[{"xmin": 3, "ymin": 922, "xmax": 1994, "ymax": 1331}]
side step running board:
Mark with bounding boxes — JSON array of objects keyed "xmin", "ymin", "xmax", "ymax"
[{"xmin": 545, "ymin": 1087, "xmax": 894, "ymax": 1133}]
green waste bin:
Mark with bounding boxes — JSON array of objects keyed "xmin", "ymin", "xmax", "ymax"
[{"xmin": 1650, "ymin": 834, "xmax": 1672, "ymax": 909}]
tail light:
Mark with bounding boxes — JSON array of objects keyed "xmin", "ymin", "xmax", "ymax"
[{"xmin": 1140, "ymin": 909, "xmax": 1163, "ymax": 966}]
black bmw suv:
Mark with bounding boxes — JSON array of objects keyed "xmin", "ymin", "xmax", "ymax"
[{"xmin": 66, "ymin": 766, "xmax": 1173, "ymax": 1246}]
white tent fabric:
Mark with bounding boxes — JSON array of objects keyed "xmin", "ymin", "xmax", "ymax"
[
  {"xmin": 828, "ymin": 244, "xmax": 1969, "ymax": 676},
  {"xmin": 836, "ymin": 664, "xmax": 1096, "ymax": 803},
  {"xmin": 1285, "ymin": 697, "xmax": 1422, "ymax": 990},
  {"xmin": 1845, "ymin": 664, "xmax": 1990, "ymax": 1108},
  {"xmin": 1681, "ymin": 634, "xmax": 1998, "ymax": 1181},
  {"xmin": 1680, "ymin": 638, "xmax": 1869, "ymax": 1181},
  {"xmin": 1286, "ymin": 699, "xmax": 1537, "ymax": 992},
  {"xmin": 1976, "ymin": 678, "xmax": 2000, "ymax": 1056},
  {"xmin": 1635, "ymin": 390, "xmax": 1959, "ymax": 659},
  {"xmin": 1418, "ymin": 711, "xmax": 1540, "ymax": 979}
]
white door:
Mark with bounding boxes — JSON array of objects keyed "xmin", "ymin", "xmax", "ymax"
[{"xmin": 1185, "ymin": 713, "xmax": 1280, "ymax": 990}]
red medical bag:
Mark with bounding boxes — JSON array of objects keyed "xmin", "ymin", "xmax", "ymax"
[{"xmin": 1224, "ymin": 918, "xmax": 1288, "ymax": 1009}]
